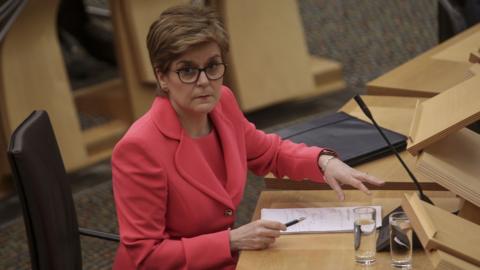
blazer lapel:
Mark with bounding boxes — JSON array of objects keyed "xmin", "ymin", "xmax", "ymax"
[
  {"xmin": 175, "ymin": 132, "xmax": 234, "ymax": 209},
  {"xmin": 210, "ymin": 103, "xmax": 246, "ymax": 205},
  {"xmin": 150, "ymin": 97, "xmax": 234, "ymax": 209}
]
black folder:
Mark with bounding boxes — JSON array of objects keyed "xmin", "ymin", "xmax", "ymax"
[{"xmin": 275, "ymin": 112, "xmax": 407, "ymax": 166}]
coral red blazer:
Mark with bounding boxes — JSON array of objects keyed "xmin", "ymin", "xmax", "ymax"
[{"xmin": 112, "ymin": 86, "xmax": 326, "ymax": 269}]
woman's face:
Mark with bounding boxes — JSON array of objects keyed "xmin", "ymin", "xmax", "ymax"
[{"xmin": 157, "ymin": 42, "xmax": 224, "ymax": 117}]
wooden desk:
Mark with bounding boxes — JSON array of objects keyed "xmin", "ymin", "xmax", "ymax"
[
  {"xmin": 366, "ymin": 23, "xmax": 479, "ymax": 97},
  {"xmin": 236, "ymin": 190, "xmax": 460, "ymax": 270},
  {"xmin": 265, "ymin": 95, "xmax": 443, "ymax": 190}
]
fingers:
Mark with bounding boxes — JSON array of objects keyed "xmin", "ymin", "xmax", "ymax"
[
  {"xmin": 229, "ymin": 220, "xmax": 281, "ymax": 250},
  {"xmin": 259, "ymin": 219, "xmax": 287, "ymax": 231},
  {"xmin": 230, "ymin": 220, "xmax": 284, "ymax": 251},
  {"xmin": 239, "ymin": 235, "xmax": 276, "ymax": 250},
  {"xmin": 359, "ymin": 172, "xmax": 385, "ymax": 186},
  {"xmin": 326, "ymin": 177, "xmax": 345, "ymax": 201},
  {"xmin": 254, "ymin": 222, "xmax": 281, "ymax": 249},
  {"xmin": 325, "ymin": 160, "xmax": 370, "ymax": 199},
  {"xmin": 250, "ymin": 221, "xmax": 283, "ymax": 249},
  {"xmin": 246, "ymin": 236, "xmax": 276, "ymax": 250},
  {"xmin": 330, "ymin": 171, "xmax": 373, "ymax": 198},
  {"xmin": 256, "ymin": 220, "xmax": 286, "ymax": 236},
  {"xmin": 350, "ymin": 178, "xmax": 371, "ymax": 195}
]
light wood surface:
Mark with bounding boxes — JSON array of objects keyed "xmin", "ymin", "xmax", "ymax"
[
  {"xmin": 458, "ymin": 200, "xmax": 480, "ymax": 226},
  {"xmin": 217, "ymin": 0, "xmax": 344, "ymax": 111},
  {"xmin": 218, "ymin": 0, "xmax": 314, "ymax": 111},
  {"xmin": 432, "ymin": 30, "xmax": 480, "ymax": 62},
  {"xmin": 119, "ymin": 0, "xmax": 189, "ymax": 84},
  {"xmin": 417, "ymin": 128, "xmax": 480, "ymax": 208},
  {"xmin": 402, "ymin": 193, "xmax": 480, "ymax": 267},
  {"xmin": 0, "ymin": 0, "xmax": 88, "ymax": 170},
  {"xmin": 265, "ymin": 95, "xmax": 440, "ymax": 190},
  {"xmin": 429, "ymin": 250, "xmax": 480, "ymax": 270},
  {"xmin": 407, "ymin": 73, "xmax": 480, "ymax": 155},
  {"xmin": 236, "ymin": 190, "xmax": 460, "ymax": 270},
  {"xmin": 367, "ymin": 23, "xmax": 480, "ymax": 97},
  {"xmin": 110, "ymin": 0, "xmax": 157, "ymax": 118},
  {"xmin": 0, "ymin": 0, "xmax": 138, "ymax": 198},
  {"xmin": 74, "ymin": 79, "xmax": 132, "ymax": 125},
  {"xmin": 311, "ymin": 56, "xmax": 347, "ymax": 94}
]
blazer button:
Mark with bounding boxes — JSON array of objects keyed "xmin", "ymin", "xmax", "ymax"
[{"xmin": 224, "ymin": 209, "xmax": 233, "ymax": 216}]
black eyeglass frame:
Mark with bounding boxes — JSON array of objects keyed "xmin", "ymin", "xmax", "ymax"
[{"xmin": 174, "ymin": 63, "xmax": 227, "ymax": 84}]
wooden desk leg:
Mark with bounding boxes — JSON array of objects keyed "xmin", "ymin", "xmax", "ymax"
[{"xmin": 458, "ymin": 199, "xmax": 480, "ymax": 225}]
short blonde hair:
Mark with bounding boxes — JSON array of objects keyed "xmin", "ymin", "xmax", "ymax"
[{"xmin": 146, "ymin": 4, "xmax": 229, "ymax": 96}]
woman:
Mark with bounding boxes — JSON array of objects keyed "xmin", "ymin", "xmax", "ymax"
[{"xmin": 112, "ymin": 4, "xmax": 384, "ymax": 269}]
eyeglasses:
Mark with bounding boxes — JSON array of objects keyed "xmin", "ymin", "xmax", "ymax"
[{"xmin": 175, "ymin": 63, "xmax": 226, "ymax": 84}]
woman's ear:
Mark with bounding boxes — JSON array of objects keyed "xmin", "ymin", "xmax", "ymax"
[{"xmin": 155, "ymin": 67, "xmax": 168, "ymax": 90}]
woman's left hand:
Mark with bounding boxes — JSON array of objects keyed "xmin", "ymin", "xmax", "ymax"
[{"xmin": 318, "ymin": 156, "xmax": 385, "ymax": 201}]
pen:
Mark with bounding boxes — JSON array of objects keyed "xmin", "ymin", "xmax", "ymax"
[{"xmin": 284, "ymin": 217, "xmax": 306, "ymax": 227}]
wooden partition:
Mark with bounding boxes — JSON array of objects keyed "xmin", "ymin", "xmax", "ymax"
[
  {"xmin": 215, "ymin": 0, "xmax": 345, "ymax": 111},
  {"xmin": 0, "ymin": 0, "xmax": 345, "ymax": 197},
  {"xmin": 111, "ymin": 0, "xmax": 345, "ymax": 113},
  {"xmin": 109, "ymin": 0, "xmax": 188, "ymax": 118},
  {"xmin": 0, "ymin": 0, "xmax": 132, "ymax": 197},
  {"xmin": 0, "ymin": 0, "xmax": 86, "ymax": 168},
  {"xmin": 116, "ymin": 0, "xmax": 189, "ymax": 84}
]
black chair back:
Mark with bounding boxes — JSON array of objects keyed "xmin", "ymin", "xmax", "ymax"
[{"xmin": 7, "ymin": 111, "xmax": 82, "ymax": 270}]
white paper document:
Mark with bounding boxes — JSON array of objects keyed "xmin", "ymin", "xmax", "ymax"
[{"xmin": 261, "ymin": 206, "xmax": 382, "ymax": 234}]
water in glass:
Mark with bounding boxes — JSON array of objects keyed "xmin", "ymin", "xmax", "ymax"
[{"xmin": 390, "ymin": 212, "xmax": 412, "ymax": 269}]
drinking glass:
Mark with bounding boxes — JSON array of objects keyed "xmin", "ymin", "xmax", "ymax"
[
  {"xmin": 353, "ymin": 207, "xmax": 377, "ymax": 265},
  {"xmin": 389, "ymin": 212, "xmax": 413, "ymax": 269}
]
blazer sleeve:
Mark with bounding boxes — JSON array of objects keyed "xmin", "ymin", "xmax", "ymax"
[
  {"xmin": 221, "ymin": 88, "xmax": 326, "ymax": 182},
  {"xmin": 244, "ymin": 120, "xmax": 326, "ymax": 182},
  {"xmin": 112, "ymin": 137, "xmax": 233, "ymax": 270}
]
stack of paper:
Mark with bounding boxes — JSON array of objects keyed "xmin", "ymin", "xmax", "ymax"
[
  {"xmin": 261, "ymin": 206, "xmax": 382, "ymax": 234},
  {"xmin": 417, "ymin": 128, "xmax": 480, "ymax": 207}
]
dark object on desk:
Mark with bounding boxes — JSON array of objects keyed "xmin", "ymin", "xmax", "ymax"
[
  {"xmin": 391, "ymin": 224, "xmax": 411, "ymax": 252},
  {"xmin": 376, "ymin": 205, "xmax": 422, "ymax": 252},
  {"xmin": 7, "ymin": 111, "xmax": 119, "ymax": 270},
  {"xmin": 353, "ymin": 95, "xmax": 434, "ymax": 252},
  {"xmin": 275, "ymin": 111, "xmax": 407, "ymax": 166},
  {"xmin": 284, "ymin": 217, "xmax": 306, "ymax": 227}
]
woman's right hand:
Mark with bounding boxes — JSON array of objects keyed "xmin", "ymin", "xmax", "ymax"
[{"xmin": 229, "ymin": 220, "xmax": 286, "ymax": 251}]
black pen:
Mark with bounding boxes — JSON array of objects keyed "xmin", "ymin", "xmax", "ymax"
[{"xmin": 284, "ymin": 217, "xmax": 306, "ymax": 227}]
